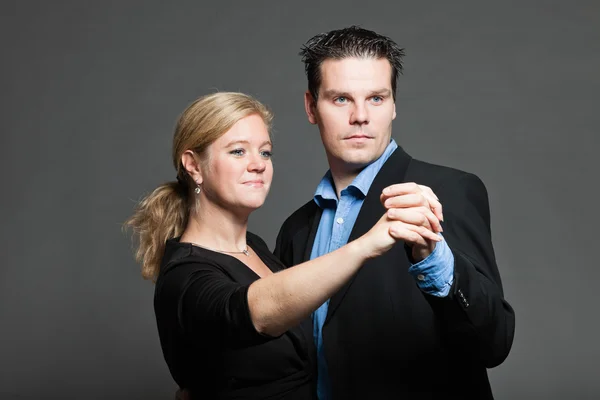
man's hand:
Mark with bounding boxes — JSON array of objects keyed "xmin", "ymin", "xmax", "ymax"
[{"xmin": 380, "ymin": 183, "xmax": 444, "ymax": 262}]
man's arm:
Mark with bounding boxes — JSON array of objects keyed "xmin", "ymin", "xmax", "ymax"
[
  {"xmin": 381, "ymin": 183, "xmax": 455, "ymax": 297},
  {"xmin": 406, "ymin": 236, "xmax": 455, "ymax": 297},
  {"xmin": 423, "ymin": 172, "xmax": 515, "ymax": 368},
  {"xmin": 381, "ymin": 176, "xmax": 515, "ymax": 367}
]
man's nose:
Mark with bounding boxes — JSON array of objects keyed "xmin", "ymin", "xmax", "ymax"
[{"xmin": 350, "ymin": 102, "xmax": 369, "ymax": 125}]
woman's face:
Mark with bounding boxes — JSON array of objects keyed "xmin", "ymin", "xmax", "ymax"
[{"xmin": 200, "ymin": 113, "xmax": 273, "ymax": 214}]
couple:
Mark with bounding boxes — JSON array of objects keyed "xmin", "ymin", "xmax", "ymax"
[{"xmin": 125, "ymin": 26, "xmax": 515, "ymax": 399}]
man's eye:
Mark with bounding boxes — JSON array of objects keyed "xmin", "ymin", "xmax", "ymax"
[
  {"xmin": 371, "ymin": 96, "xmax": 383, "ymax": 103},
  {"xmin": 230, "ymin": 149, "xmax": 245, "ymax": 156},
  {"xmin": 334, "ymin": 97, "xmax": 347, "ymax": 104}
]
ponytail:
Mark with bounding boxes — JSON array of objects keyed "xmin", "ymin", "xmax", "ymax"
[{"xmin": 124, "ymin": 181, "xmax": 188, "ymax": 281}]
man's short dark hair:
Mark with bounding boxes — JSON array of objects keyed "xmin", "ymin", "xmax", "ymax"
[{"xmin": 299, "ymin": 26, "xmax": 405, "ymax": 101}]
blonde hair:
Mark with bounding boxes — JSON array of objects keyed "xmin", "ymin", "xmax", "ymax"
[{"xmin": 124, "ymin": 92, "xmax": 273, "ymax": 281}]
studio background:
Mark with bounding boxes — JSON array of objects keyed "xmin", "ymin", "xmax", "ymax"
[{"xmin": 1, "ymin": 1, "xmax": 598, "ymax": 399}]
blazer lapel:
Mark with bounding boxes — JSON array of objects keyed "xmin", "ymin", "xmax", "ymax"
[
  {"xmin": 325, "ymin": 146, "xmax": 413, "ymax": 323},
  {"xmin": 299, "ymin": 205, "xmax": 322, "ymax": 265},
  {"xmin": 289, "ymin": 204, "xmax": 321, "ymax": 368}
]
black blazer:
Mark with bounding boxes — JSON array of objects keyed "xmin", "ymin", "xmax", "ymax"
[{"xmin": 275, "ymin": 146, "xmax": 515, "ymax": 399}]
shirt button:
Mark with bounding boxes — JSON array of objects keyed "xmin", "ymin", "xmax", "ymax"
[
  {"xmin": 417, "ymin": 274, "xmax": 425, "ymax": 281},
  {"xmin": 336, "ymin": 217, "xmax": 344, "ymax": 224}
]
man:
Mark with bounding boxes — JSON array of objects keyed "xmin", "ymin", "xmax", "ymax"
[{"xmin": 274, "ymin": 26, "xmax": 515, "ymax": 399}]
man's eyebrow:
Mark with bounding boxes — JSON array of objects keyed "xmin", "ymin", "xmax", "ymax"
[
  {"xmin": 370, "ymin": 89, "xmax": 392, "ymax": 97},
  {"xmin": 322, "ymin": 90, "xmax": 352, "ymax": 98},
  {"xmin": 321, "ymin": 89, "xmax": 392, "ymax": 98}
]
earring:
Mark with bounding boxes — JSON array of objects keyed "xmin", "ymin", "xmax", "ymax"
[{"xmin": 194, "ymin": 183, "xmax": 201, "ymax": 194}]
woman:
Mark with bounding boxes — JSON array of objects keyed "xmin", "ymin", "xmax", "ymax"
[{"xmin": 124, "ymin": 92, "xmax": 440, "ymax": 399}]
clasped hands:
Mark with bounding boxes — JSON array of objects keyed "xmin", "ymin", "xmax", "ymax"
[{"xmin": 380, "ymin": 183, "xmax": 444, "ymax": 262}]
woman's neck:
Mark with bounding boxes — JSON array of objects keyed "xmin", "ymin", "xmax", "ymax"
[{"xmin": 181, "ymin": 198, "xmax": 249, "ymax": 252}]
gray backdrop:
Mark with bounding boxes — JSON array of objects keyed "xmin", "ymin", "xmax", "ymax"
[{"xmin": 1, "ymin": 1, "xmax": 599, "ymax": 399}]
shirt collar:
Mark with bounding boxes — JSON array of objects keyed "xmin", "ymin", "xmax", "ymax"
[{"xmin": 313, "ymin": 139, "xmax": 398, "ymax": 208}]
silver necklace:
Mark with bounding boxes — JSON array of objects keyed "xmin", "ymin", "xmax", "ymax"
[{"xmin": 191, "ymin": 242, "xmax": 250, "ymax": 256}]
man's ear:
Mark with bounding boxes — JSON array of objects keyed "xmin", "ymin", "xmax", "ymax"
[
  {"xmin": 392, "ymin": 102, "xmax": 397, "ymax": 120},
  {"xmin": 180, "ymin": 150, "xmax": 203, "ymax": 185},
  {"xmin": 304, "ymin": 91, "xmax": 318, "ymax": 125}
]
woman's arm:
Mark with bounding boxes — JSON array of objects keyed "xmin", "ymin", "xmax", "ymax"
[{"xmin": 249, "ymin": 212, "xmax": 441, "ymax": 337}]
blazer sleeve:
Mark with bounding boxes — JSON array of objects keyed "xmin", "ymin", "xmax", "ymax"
[
  {"xmin": 424, "ymin": 172, "xmax": 516, "ymax": 368},
  {"xmin": 174, "ymin": 261, "xmax": 276, "ymax": 349}
]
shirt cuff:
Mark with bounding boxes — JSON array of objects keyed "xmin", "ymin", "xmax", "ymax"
[{"xmin": 407, "ymin": 234, "xmax": 454, "ymax": 297}]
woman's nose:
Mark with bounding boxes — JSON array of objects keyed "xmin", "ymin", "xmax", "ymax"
[{"xmin": 248, "ymin": 154, "xmax": 266, "ymax": 172}]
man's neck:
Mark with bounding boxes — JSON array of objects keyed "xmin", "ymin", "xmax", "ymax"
[{"xmin": 329, "ymin": 166, "xmax": 362, "ymax": 199}]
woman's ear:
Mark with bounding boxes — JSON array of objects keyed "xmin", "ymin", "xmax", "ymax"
[{"xmin": 181, "ymin": 150, "xmax": 203, "ymax": 185}]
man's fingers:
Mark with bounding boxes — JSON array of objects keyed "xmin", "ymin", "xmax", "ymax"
[
  {"xmin": 421, "ymin": 207, "xmax": 443, "ymax": 233},
  {"xmin": 383, "ymin": 193, "xmax": 428, "ymax": 209},
  {"xmin": 429, "ymin": 200, "xmax": 444, "ymax": 222},
  {"xmin": 381, "ymin": 183, "xmax": 444, "ymax": 222},
  {"xmin": 389, "ymin": 223, "xmax": 429, "ymax": 247},
  {"xmin": 430, "ymin": 201, "xmax": 444, "ymax": 221},
  {"xmin": 386, "ymin": 207, "xmax": 443, "ymax": 233},
  {"xmin": 409, "ymin": 224, "xmax": 442, "ymax": 243},
  {"xmin": 417, "ymin": 184, "xmax": 438, "ymax": 200},
  {"xmin": 382, "ymin": 182, "xmax": 421, "ymax": 198},
  {"xmin": 388, "ymin": 220, "xmax": 442, "ymax": 244},
  {"xmin": 419, "ymin": 185, "xmax": 444, "ymax": 222}
]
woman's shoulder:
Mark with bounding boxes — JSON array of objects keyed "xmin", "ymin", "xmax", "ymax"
[
  {"xmin": 159, "ymin": 238, "xmax": 230, "ymax": 277},
  {"xmin": 247, "ymin": 231, "xmax": 288, "ymax": 272},
  {"xmin": 246, "ymin": 231, "xmax": 270, "ymax": 252}
]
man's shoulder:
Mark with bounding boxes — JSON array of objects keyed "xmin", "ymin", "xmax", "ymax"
[
  {"xmin": 275, "ymin": 199, "xmax": 320, "ymax": 261},
  {"xmin": 404, "ymin": 157, "xmax": 482, "ymax": 189},
  {"xmin": 407, "ymin": 157, "xmax": 472, "ymax": 179},
  {"xmin": 400, "ymin": 156, "xmax": 491, "ymax": 209}
]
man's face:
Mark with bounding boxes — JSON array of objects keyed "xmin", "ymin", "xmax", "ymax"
[{"xmin": 305, "ymin": 57, "xmax": 396, "ymax": 174}]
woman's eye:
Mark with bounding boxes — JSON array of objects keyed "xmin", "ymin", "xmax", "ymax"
[
  {"xmin": 230, "ymin": 149, "xmax": 245, "ymax": 156},
  {"xmin": 260, "ymin": 150, "xmax": 273, "ymax": 159}
]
